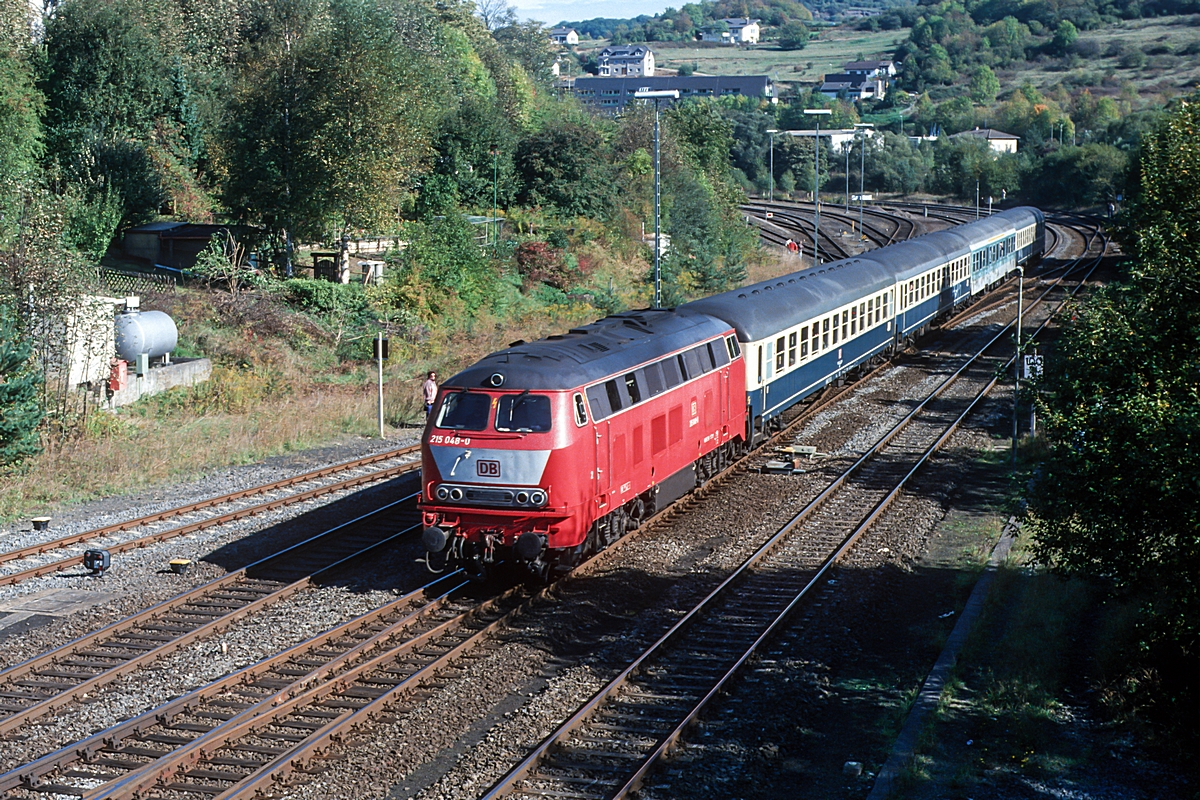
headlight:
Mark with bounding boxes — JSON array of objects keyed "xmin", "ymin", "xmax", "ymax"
[
  {"xmin": 435, "ymin": 485, "xmax": 449, "ymax": 501},
  {"xmin": 449, "ymin": 487, "xmax": 464, "ymax": 501},
  {"xmin": 530, "ymin": 490, "xmax": 547, "ymax": 507}
]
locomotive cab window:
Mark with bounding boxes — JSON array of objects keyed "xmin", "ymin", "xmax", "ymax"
[
  {"xmin": 495, "ymin": 393, "xmax": 552, "ymax": 433},
  {"xmin": 726, "ymin": 336, "xmax": 740, "ymax": 360},
  {"xmin": 573, "ymin": 393, "xmax": 588, "ymax": 427},
  {"xmin": 436, "ymin": 391, "xmax": 491, "ymax": 431}
]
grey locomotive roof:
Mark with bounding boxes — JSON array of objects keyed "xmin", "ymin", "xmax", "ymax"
[
  {"xmin": 446, "ymin": 311, "xmax": 732, "ymax": 392},
  {"xmin": 682, "ymin": 206, "xmax": 1042, "ymax": 341}
]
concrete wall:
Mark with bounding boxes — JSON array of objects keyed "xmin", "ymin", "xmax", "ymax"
[{"xmin": 109, "ymin": 357, "xmax": 212, "ymax": 408}]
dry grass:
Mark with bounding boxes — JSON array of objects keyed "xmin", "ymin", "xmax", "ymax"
[{"xmin": 0, "ymin": 388, "xmax": 383, "ymax": 520}]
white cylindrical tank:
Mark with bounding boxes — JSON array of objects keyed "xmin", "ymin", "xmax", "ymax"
[{"xmin": 115, "ymin": 310, "xmax": 178, "ymax": 362}]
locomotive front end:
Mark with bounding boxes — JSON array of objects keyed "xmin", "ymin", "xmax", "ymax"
[{"xmin": 419, "ymin": 384, "xmax": 590, "ymax": 581}]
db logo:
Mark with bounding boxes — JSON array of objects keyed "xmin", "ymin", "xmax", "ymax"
[{"xmin": 476, "ymin": 460, "xmax": 501, "ymax": 477}]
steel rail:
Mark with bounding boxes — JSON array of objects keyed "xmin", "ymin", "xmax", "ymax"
[
  {"xmin": 0, "ymin": 452, "xmax": 420, "ymax": 587},
  {"xmin": 0, "ymin": 445, "xmax": 418, "ymax": 569},
  {"xmin": 32, "ymin": 228, "xmax": 1089, "ymax": 799},
  {"xmin": 0, "ymin": 492, "xmax": 421, "ymax": 737},
  {"xmin": 0, "ymin": 571, "xmax": 468, "ymax": 795},
  {"xmin": 744, "ymin": 199, "xmax": 914, "ymax": 248},
  {"xmin": 480, "ymin": 240, "xmax": 1108, "ymax": 800},
  {"xmin": 607, "ymin": 238, "xmax": 1109, "ymax": 799}
]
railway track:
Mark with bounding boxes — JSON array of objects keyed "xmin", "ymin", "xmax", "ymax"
[
  {"xmin": 741, "ymin": 200, "xmax": 919, "ymax": 262},
  {"xmin": 0, "ymin": 492, "xmax": 421, "ymax": 740},
  {"xmin": 0, "ymin": 218, "xmax": 1104, "ymax": 798},
  {"xmin": 59, "ymin": 252, "xmax": 1098, "ymax": 800},
  {"xmin": 0, "ymin": 445, "xmax": 421, "ymax": 587},
  {"xmin": 479, "ymin": 236, "xmax": 1108, "ymax": 800}
]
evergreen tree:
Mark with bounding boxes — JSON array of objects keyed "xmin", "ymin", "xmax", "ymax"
[{"xmin": 0, "ymin": 303, "xmax": 42, "ymax": 470}]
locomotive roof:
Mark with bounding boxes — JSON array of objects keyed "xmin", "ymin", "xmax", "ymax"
[
  {"xmin": 445, "ymin": 310, "xmax": 733, "ymax": 391},
  {"xmin": 682, "ymin": 206, "xmax": 1043, "ymax": 342}
]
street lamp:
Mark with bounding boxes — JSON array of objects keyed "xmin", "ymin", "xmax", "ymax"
[
  {"xmin": 766, "ymin": 128, "xmax": 779, "ymax": 202},
  {"xmin": 854, "ymin": 123, "xmax": 873, "ymax": 238},
  {"xmin": 803, "ymin": 108, "xmax": 832, "ymax": 268},
  {"xmin": 634, "ymin": 89, "xmax": 680, "ymax": 309}
]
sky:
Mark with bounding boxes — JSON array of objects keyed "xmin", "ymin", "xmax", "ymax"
[{"xmin": 511, "ymin": 0, "xmax": 671, "ymax": 26}]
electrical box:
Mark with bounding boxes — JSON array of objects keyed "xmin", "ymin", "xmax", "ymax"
[{"xmin": 83, "ymin": 549, "xmax": 111, "ymax": 575}]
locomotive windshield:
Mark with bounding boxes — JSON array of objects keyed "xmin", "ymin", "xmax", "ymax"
[
  {"xmin": 495, "ymin": 392, "xmax": 552, "ymax": 433},
  {"xmin": 435, "ymin": 391, "xmax": 491, "ymax": 430}
]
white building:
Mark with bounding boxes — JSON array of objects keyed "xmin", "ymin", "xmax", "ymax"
[
  {"xmin": 597, "ymin": 45, "xmax": 655, "ymax": 77},
  {"xmin": 550, "ymin": 27, "xmax": 579, "ymax": 45},
  {"xmin": 843, "ymin": 60, "xmax": 897, "ymax": 78},
  {"xmin": 818, "ymin": 73, "xmax": 887, "ymax": 101},
  {"xmin": 782, "ymin": 128, "xmax": 881, "ymax": 150},
  {"xmin": 951, "ymin": 127, "xmax": 1020, "ymax": 153},
  {"xmin": 700, "ymin": 18, "xmax": 761, "ymax": 44}
]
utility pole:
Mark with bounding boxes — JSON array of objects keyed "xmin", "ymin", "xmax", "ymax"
[
  {"xmin": 1012, "ymin": 266, "xmax": 1024, "ymax": 462},
  {"xmin": 491, "ymin": 147, "xmax": 499, "ymax": 253},
  {"xmin": 634, "ymin": 89, "xmax": 680, "ymax": 308},
  {"xmin": 767, "ymin": 128, "xmax": 779, "ymax": 202},
  {"xmin": 376, "ymin": 331, "xmax": 385, "ymax": 439},
  {"xmin": 854, "ymin": 123, "xmax": 873, "ymax": 239},
  {"xmin": 804, "ymin": 108, "xmax": 831, "ymax": 268}
]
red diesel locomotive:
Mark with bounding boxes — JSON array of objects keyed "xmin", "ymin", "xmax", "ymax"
[{"xmin": 420, "ymin": 310, "xmax": 746, "ymax": 580}]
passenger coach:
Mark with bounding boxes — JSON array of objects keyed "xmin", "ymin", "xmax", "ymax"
[{"xmin": 681, "ymin": 206, "xmax": 1044, "ymax": 443}]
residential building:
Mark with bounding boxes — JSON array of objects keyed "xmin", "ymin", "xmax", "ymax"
[
  {"xmin": 597, "ymin": 45, "xmax": 655, "ymax": 77},
  {"xmin": 781, "ymin": 128, "xmax": 881, "ymax": 151},
  {"xmin": 950, "ymin": 127, "xmax": 1020, "ymax": 153},
  {"xmin": 550, "ymin": 27, "xmax": 579, "ymax": 45},
  {"xmin": 843, "ymin": 59, "xmax": 897, "ymax": 78},
  {"xmin": 818, "ymin": 73, "xmax": 887, "ymax": 101},
  {"xmin": 572, "ymin": 75, "xmax": 776, "ymax": 111},
  {"xmin": 699, "ymin": 17, "xmax": 761, "ymax": 44}
]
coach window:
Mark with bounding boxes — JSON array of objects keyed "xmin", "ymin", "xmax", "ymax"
[
  {"xmin": 850, "ymin": 307, "xmax": 857, "ymax": 336},
  {"xmin": 800, "ymin": 326, "xmax": 809, "ymax": 359},
  {"xmin": 842, "ymin": 310, "xmax": 849, "ymax": 340},
  {"xmin": 775, "ymin": 337, "xmax": 786, "ymax": 371},
  {"xmin": 860, "ymin": 301, "xmax": 867, "ymax": 326},
  {"xmin": 624, "ymin": 372, "xmax": 642, "ymax": 405},
  {"xmin": 788, "ymin": 332, "xmax": 797, "ymax": 366},
  {"xmin": 757, "ymin": 347, "xmax": 763, "ymax": 384},
  {"xmin": 495, "ymin": 393, "xmax": 552, "ymax": 433},
  {"xmin": 573, "ymin": 393, "xmax": 588, "ymax": 427},
  {"xmin": 436, "ymin": 391, "xmax": 491, "ymax": 431},
  {"xmin": 823, "ymin": 318, "xmax": 831, "ymax": 349}
]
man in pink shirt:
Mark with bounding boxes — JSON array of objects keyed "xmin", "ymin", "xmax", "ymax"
[{"xmin": 422, "ymin": 371, "xmax": 438, "ymax": 417}]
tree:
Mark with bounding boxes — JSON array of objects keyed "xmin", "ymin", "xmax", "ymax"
[
  {"xmin": 968, "ymin": 65, "xmax": 999, "ymax": 105},
  {"xmin": 1051, "ymin": 19, "xmax": 1078, "ymax": 55},
  {"xmin": 514, "ymin": 122, "xmax": 614, "ymax": 217},
  {"xmin": 1028, "ymin": 96, "xmax": 1200, "ymax": 728},
  {"xmin": 778, "ymin": 21, "xmax": 809, "ymax": 50},
  {"xmin": 475, "ymin": 0, "xmax": 516, "ymax": 32},
  {"xmin": 0, "ymin": 302, "xmax": 42, "ymax": 470}
]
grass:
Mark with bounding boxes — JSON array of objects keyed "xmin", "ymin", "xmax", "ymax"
[
  {"xmin": 576, "ymin": 29, "xmax": 909, "ymax": 89},
  {"xmin": 997, "ymin": 16, "xmax": 1200, "ymax": 100},
  {"xmin": 897, "ymin": 525, "xmax": 1143, "ymax": 799}
]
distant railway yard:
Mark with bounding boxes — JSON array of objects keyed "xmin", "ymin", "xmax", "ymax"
[{"xmin": 0, "ymin": 205, "xmax": 1176, "ymax": 800}]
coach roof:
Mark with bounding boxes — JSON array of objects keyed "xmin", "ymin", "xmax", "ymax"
[
  {"xmin": 680, "ymin": 257, "xmax": 896, "ymax": 342},
  {"xmin": 446, "ymin": 310, "xmax": 732, "ymax": 391}
]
